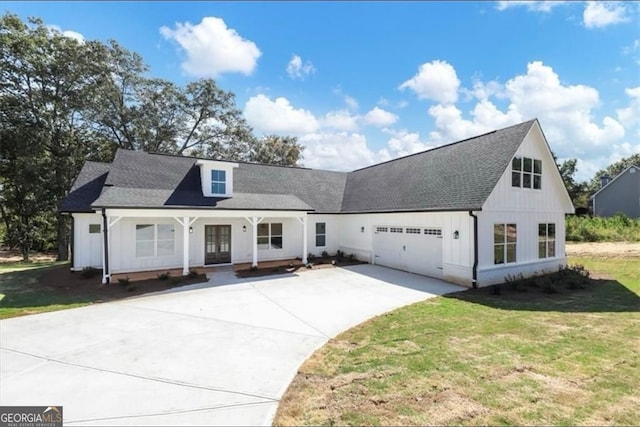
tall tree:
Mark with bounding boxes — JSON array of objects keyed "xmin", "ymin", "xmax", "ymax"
[
  {"xmin": 588, "ymin": 153, "xmax": 640, "ymax": 193},
  {"xmin": 557, "ymin": 158, "xmax": 589, "ymax": 209},
  {"xmin": 251, "ymin": 135, "xmax": 304, "ymax": 166}
]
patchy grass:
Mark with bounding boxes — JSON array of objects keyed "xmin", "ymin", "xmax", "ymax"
[
  {"xmin": 0, "ymin": 262, "xmax": 208, "ymax": 319},
  {"xmin": 274, "ymin": 256, "xmax": 640, "ymax": 426}
]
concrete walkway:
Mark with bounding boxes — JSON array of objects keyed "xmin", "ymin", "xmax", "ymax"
[{"xmin": 0, "ymin": 265, "xmax": 464, "ymax": 426}]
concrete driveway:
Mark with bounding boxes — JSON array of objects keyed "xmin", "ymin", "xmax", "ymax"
[{"xmin": 0, "ymin": 265, "xmax": 463, "ymax": 426}]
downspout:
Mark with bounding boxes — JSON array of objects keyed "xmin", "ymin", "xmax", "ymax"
[
  {"xmin": 70, "ymin": 215, "xmax": 75, "ymax": 271},
  {"xmin": 468, "ymin": 210, "xmax": 478, "ymax": 288},
  {"xmin": 102, "ymin": 208, "xmax": 110, "ymax": 284}
]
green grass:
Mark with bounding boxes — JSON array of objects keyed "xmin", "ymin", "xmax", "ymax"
[
  {"xmin": 275, "ymin": 256, "xmax": 640, "ymax": 426},
  {"xmin": 566, "ymin": 214, "xmax": 640, "ymax": 242}
]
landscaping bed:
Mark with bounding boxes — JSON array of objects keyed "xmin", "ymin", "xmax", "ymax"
[{"xmin": 236, "ymin": 255, "xmax": 366, "ymax": 278}]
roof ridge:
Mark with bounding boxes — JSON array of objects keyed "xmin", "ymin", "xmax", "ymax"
[{"xmin": 350, "ymin": 119, "xmax": 536, "ymax": 173}]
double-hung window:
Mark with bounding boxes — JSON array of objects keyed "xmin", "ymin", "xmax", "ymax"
[
  {"xmin": 512, "ymin": 156, "xmax": 542, "ymax": 189},
  {"xmin": 538, "ymin": 223, "xmax": 556, "ymax": 258},
  {"xmin": 494, "ymin": 223, "xmax": 517, "ymax": 264},
  {"xmin": 257, "ymin": 223, "xmax": 283, "ymax": 250},
  {"xmin": 315, "ymin": 222, "xmax": 326, "ymax": 247},
  {"xmin": 136, "ymin": 224, "xmax": 175, "ymax": 257},
  {"xmin": 211, "ymin": 170, "xmax": 226, "ymax": 195}
]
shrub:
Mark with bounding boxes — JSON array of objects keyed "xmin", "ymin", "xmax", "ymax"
[
  {"xmin": 157, "ymin": 272, "xmax": 170, "ymax": 281},
  {"xmin": 566, "ymin": 214, "xmax": 640, "ymax": 242},
  {"xmin": 80, "ymin": 266, "xmax": 100, "ymax": 279},
  {"xmin": 117, "ymin": 276, "xmax": 130, "ymax": 287},
  {"xmin": 321, "ymin": 250, "xmax": 329, "ymax": 258},
  {"xmin": 308, "ymin": 253, "xmax": 316, "ymax": 261},
  {"xmin": 336, "ymin": 250, "xmax": 345, "ymax": 259},
  {"xmin": 250, "ymin": 265, "xmax": 258, "ymax": 271},
  {"xmin": 349, "ymin": 253, "xmax": 356, "ymax": 261},
  {"xmin": 187, "ymin": 269, "xmax": 199, "ymax": 279}
]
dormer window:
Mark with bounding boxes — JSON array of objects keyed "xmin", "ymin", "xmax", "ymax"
[{"xmin": 211, "ymin": 170, "xmax": 226, "ymax": 195}]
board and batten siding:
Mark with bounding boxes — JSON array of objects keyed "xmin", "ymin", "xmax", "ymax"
[
  {"xmin": 593, "ymin": 166, "xmax": 640, "ymax": 218},
  {"xmin": 477, "ymin": 122, "xmax": 574, "ymax": 286},
  {"xmin": 337, "ymin": 211, "xmax": 474, "ymax": 286},
  {"xmin": 71, "ymin": 213, "xmax": 104, "ymax": 270}
]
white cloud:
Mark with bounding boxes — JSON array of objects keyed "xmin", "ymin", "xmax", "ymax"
[
  {"xmin": 286, "ymin": 54, "xmax": 316, "ymax": 79},
  {"xmin": 617, "ymin": 86, "xmax": 640, "ymax": 130},
  {"xmin": 344, "ymin": 95, "xmax": 359, "ymax": 111},
  {"xmin": 47, "ymin": 25, "xmax": 85, "ymax": 43},
  {"xmin": 160, "ymin": 17, "xmax": 261, "ymax": 77},
  {"xmin": 322, "ymin": 110, "xmax": 360, "ymax": 131},
  {"xmin": 363, "ymin": 107, "xmax": 399, "ymax": 127},
  {"xmin": 300, "ymin": 132, "xmax": 377, "ymax": 171},
  {"xmin": 384, "ymin": 129, "xmax": 432, "ymax": 157},
  {"xmin": 495, "ymin": 1, "xmax": 567, "ymax": 12},
  {"xmin": 244, "ymin": 94, "xmax": 319, "ymax": 135},
  {"xmin": 399, "ymin": 60, "xmax": 460, "ymax": 104},
  {"xmin": 583, "ymin": 2, "xmax": 630, "ymax": 29}
]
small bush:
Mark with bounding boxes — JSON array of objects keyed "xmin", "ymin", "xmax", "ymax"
[
  {"xmin": 349, "ymin": 253, "xmax": 356, "ymax": 261},
  {"xmin": 250, "ymin": 265, "xmax": 258, "ymax": 271},
  {"xmin": 118, "ymin": 276, "xmax": 130, "ymax": 287},
  {"xmin": 336, "ymin": 250, "xmax": 345, "ymax": 259},
  {"xmin": 187, "ymin": 269, "xmax": 199, "ymax": 279},
  {"xmin": 157, "ymin": 272, "xmax": 170, "ymax": 281},
  {"xmin": 321, "ymin": 250, "xmax": 329, "ymax": 258},
  {"xmin": 80, "ymin": 267, "xmax": 100, "ymax": 279},
  {"xmin": 308, "ymin": 253, "xmax": 316, "ymax": 261}
]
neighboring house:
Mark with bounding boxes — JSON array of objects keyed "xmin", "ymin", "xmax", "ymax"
[
  {"xmin": 60, "ymin": 119, "xmax": 574, "ymax": 287},
  {"xmin": 591, "ymin": 165, "xmax": 640, "ymax": 218}
]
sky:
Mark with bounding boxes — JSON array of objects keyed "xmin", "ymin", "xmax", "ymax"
[{"xmin": 4, "ymin": 1, "xmax": 640, "ymax": 181}]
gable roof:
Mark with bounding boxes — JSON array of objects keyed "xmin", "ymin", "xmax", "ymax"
[
  {"xmin": 59, "ymin": 161, "xmax": 110, "ymax": 213},
  {"xmin": 61, "ymin": 119, "xmax": 539, "ymax": 214},
  {"xmin": 341, "ymin": 119, "xmax": 536, "ymax": 212},
  {"xmin": 591, "ymin": 165, "xmax": 640, "ymax": 199}
]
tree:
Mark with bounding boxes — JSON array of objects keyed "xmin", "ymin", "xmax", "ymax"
[
  {"xmin": 557, "ymin": 158, "xmax": 589, "ymax": 209},
  {"xmin": 588, "ymin": 153, "xmax": 640, "ymax": 193},
  {"xmin": 251, "ymin": 135, "xmax": 304, "ymax": 166},
  {"xmin": 1, "ymin": 13, "xmax": 105, "ymax": 260}
]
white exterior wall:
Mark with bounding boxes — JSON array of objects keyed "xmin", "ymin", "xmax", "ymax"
[
  {"xmin": 71, "ymin": 213, "xmax": 104, "ymax": 270},
  {"xmin": 337, "ymin": 211, "xmax": 474, "ymax": 286},
  {"xmin": 307, "ymin": 214, "xmax": 341, "ymax": 256},
  {"xmin": 477, "ymin": 122, "xmax": 574, "ymax": 286}
]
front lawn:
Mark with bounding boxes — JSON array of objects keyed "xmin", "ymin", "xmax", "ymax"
[
  {"xmin": 0, "ymin": 262, "xmax": 208, "ymax": 319},
  {"xmin": 274, "ymin": 256, "xmax": 640, "ymax": 426}
]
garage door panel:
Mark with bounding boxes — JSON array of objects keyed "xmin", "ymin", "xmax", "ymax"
[{"xmin": 373, "ymin": 226, "xmax": 443, "ymax": 279}]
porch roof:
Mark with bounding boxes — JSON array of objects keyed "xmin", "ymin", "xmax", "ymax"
[{"xmin": 92, "ymin": 187, "xmax": 313, "ymax": 211}]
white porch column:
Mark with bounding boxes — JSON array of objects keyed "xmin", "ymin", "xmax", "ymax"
[
  {"xmin": 252, "ymin": 216, "xmax": 258, "ymax": 267},
  {"xmin": 182, "ymin": 216, "xmax": 190, "ymax": 276},
  {"xmin": 297, "ymin": 215, "xmax": 308, "ymax": 264},
  {"xmin": 102, "ymin": 214, "xmax": 123, "ymax": 284}
]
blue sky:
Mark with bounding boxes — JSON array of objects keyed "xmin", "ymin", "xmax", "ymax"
[{"xmin": 5, "ymin": 1, "xmax": 639, "ymax": 180}]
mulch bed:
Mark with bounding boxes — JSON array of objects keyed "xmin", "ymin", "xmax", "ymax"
[{"xmin": 236, "ymin": 257, "xmax": 367, "ymax": 278}]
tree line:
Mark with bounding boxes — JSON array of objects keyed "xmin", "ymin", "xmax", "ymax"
[{"xmin": 0, "ymin": 13, "xmax": 303, "ymax": 261}]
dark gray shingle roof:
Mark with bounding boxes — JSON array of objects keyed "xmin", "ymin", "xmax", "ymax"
[
  {"xmin": 59, "ymin": 161, "xmax": 110, "ymax": 212},
  {"xmin": 61, "ymin": 119, "xmax": 537, "ymax": 213},
  {"xmin": 341, "ymin": 119, "xmax": 536, "ymax": 212}
]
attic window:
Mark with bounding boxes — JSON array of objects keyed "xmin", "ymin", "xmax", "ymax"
[
  {"xmin": 211, "ymin": 170, "xmax": 226, "ymax": 195},
  {"xmin": 512, "ymin": 156, "xmax": 541, "ymax": 190}
]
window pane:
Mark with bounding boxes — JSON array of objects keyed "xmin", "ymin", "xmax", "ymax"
[
  {"xmin": 533, "ymin": 175, "xmax": 541, "ymax": 189},
  {"xmin": 271, "ymin": 236, "xmax": 283, "ymax": 249},
  {"xmin": 506, "ymin": 243, "xmax": 517, "ymax": 263},
  {"xmin": 548, "ymin": 223, "xmax": 555, "ymax": 238},
  {"xmin": 157, "ymin": 239, "xmax": 174, "ymax": 256},
  {"xmin": 506, "ymin": 224, "xmax": 517, "ymax": 243},
  {"xmin": 218, "ymin": 170, "xmax": 226, "ymax": 182},
  {"xmin": 538, "ymin": 223, "xmax": 546, "ymax": 238},
  {"xmin": 258, "ymin": 223, "xmax": 269, "ymax": 236},
  {"xmin": 211, "ymin": 170, "xmax": 218, "ymax": 181},
  {"xmin": 494, "ymin": 244, "xmax": 505, "ymax": 264},
  {"xmin": 512, "ymin": 172, "xmax": 521, "ymax": 187},
  {"xmin": 547, "ymin": 241, "xmax": 555, "ymax": 257},
  {"xmin": 257, "ymin": 237, "xmax": 269, "ymax": 249},
  {"xmin": 157, "ymin": 224, "xmax": 174, "ymax": 240},
  {"xmin": 211, "ymin": 170, "xmax": 226, "ymax": 182},
  {"xmin": 539, "ymin": 241, "xmax": 547, "ymax": 258},
  {"xmin": 89, "ymin": 224, "xmax": 101, "ymax": 234},
  {"xmin": 136, "ymin": 241, "xmax": 154, "ymax": 257},
  {"xmin": 534, "ymin": 159, "xmax": 542, "ymax": 174},
  {"xmin": 523, "ymin": 173, "xmax": 532, "ymax": 188},
  {"xmin": 316, "ymin": 235, "xmax": 326, "ymax": 247},
  {"xmin": 523, "ymin": 157, "xmax": 532, "ymax": 172},
  {"xmin": 316, "ymin": 222, "xmax": 326, "ymax": 234},
  {"xmin": 271, "ymin": 223, "xmax": 283, "ymax": 235},
  {"xmin": 494, "ymin": 224, "xmax": 505, "ymax": 244},
  {"xmin": 136, "ymin": 224, "xmax": 154, "ymax": 241},
  {"xmin": 512, "ymin": 157, "xmax": 522, "ymax": 171},
  {"xmin": 212, "ymin": 182, "xmax": 226, "ymax": 194}
]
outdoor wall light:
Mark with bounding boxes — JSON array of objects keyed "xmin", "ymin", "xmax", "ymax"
[
  {"xmin": 189, "ymin": 226, "xmax": 193, "ymax": 234},
  {"xmin": 242, "ymin": 225, "xmax": 247, "ymax": 232},
  {"xmin": 361, "ymin": 226, "xmax": 365, "ymax": 233},
  {"xmin": 453, "ymin": 230, "xmax": 460, "ymax": 239}
]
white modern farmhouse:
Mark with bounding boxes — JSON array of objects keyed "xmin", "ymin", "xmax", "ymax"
[{"xmin": 61, "ymin": 119, "xmax": 574, "ymax": 287}]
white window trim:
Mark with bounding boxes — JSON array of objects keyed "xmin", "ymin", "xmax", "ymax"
[
  {"xmin": 135, "ymin": 224, "xmax": 176, "ymax": 258},
  {"xmin": 211, "ymin": 169, "xmax": 227, "ymax": 196},
  {"xmin": 538, "ymin": 223, "xmax": 556, "ymax": 259},
  {"xmin": 512, "ymin": 156, "xmax": 542, "ymax": 190},
  {"xmin": 257, "ymin": 222, "xmax": 283, "ymax": 251},
  {"xmin": 315, "ymin": 222, "xmax": 326, "ymax": 247},
  {"xmin": 494, "ymin": 223, "xmax": 517, "ymax": 265}
]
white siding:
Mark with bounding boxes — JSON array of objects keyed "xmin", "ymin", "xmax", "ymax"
[
  {"xmin": 307, "ymin": 214, "xmax": 341, "ymax": 256},
  {"xmin": 477, "ymin": 122, "xmax": 573, "ymax": 286},
  {"xmin": 337, "ymin": 211, "xmax": 474, "ymax": 286},
  {"xmin": 71, "ymin": 213, "xmax": 103, "ymax": 270}
]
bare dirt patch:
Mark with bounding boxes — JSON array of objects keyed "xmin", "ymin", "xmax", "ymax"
[
  {"xmin": 0, "ymin": 249, "xmax": 57, "ymax": 263},
  {"xmin": 566, "ymin": 242, "xmax": 640, "ymax": 258}
]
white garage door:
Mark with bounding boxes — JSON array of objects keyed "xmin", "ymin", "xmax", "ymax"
[{"xmin": 373, "ymin": 226, "xmax": 443, "ymax": 278}]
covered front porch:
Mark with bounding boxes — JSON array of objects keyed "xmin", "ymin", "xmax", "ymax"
[{"xmin": 100, "ymin": 208, "xmax": 311, "ymax": 284}]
